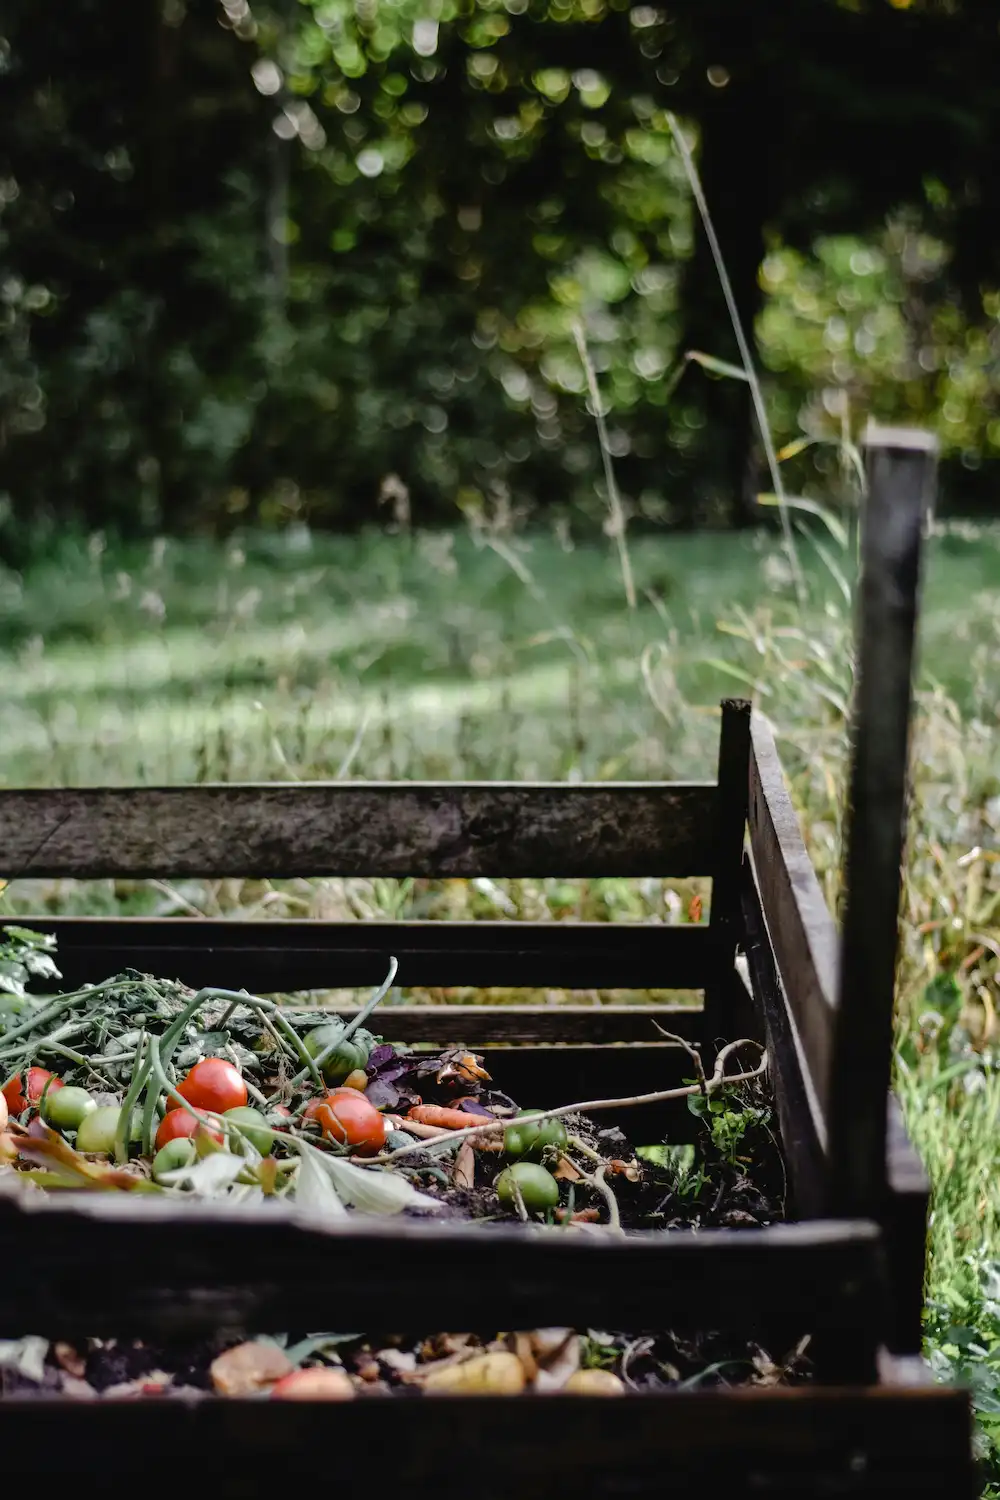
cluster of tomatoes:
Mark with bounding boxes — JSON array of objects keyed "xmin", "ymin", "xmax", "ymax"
[{"xmin": 1, "ymin": 1052, "xmax": 390, "ymax": 1181}]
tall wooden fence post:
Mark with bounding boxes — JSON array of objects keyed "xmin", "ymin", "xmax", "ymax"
[{"xmin": 827, "ymin": 424, "xmax": 938, "ymax": 1219}]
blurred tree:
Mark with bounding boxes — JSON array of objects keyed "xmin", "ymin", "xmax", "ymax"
[{"xmin": 2, "ymin": 0, "xmax": 1000, "ymax": 547}]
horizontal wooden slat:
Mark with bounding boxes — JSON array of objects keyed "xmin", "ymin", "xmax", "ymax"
[
  {"xmin": 28, "ymin": 916, "xmax": 714, "ymax": 992},
  {"xmin": 0, "ymin": 1385, "xmax": 973, "ymax": 1496},
  {"xmin": 748, "ymin": 717, "xmax": 838, "ymax": 1120},
  {"xmin": 318, "ymin": 1004, "xmax": 703, "ymax": 1046},
  {"xmin": 0, "ymin": 781, "xmax": 717, "ymax": 879},
  {"xmin": 0, "ymin": 1192, "xmax": 882, "ymax": 1353},
  {"xmin": 469, "ymin": 1043, "xmax": 700, "ymax": 1142}
]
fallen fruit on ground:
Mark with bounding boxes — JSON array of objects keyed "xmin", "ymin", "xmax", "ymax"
[
  {"xmin": 3, "ymin": 1068, "xmax": 63, "ymax": 1116},
  {"xmin": 152, "ymin": 1137, "xmax": 197, "ymax": 1182},
  {"xmin": 42, "ymin": 1085, "xmax": 97, "ymax": 1132},
  {"xmin": 303, "ymin": 1024, "xmax": 371, "ymax": 1085},
  {"xmin": 76, "ymin": 1106, "xmax": 129, "ymax": 1155},
  {"xmin": 271, "ymin": 1367, "xmax": 356, "ymax": 1400},
  {"xmin": 314, "ymin": 1091, "xmax": 387, "ymax": 1155},
  {"xmin": 504, "ymin": 1110, "xmax": 569, "ymax": 1160},
  {"xmin": 563, "ymin": 1369, "xmax": 627, "ymax": 1395},
  {"xmin": 155, "ymin": 1107, "xmax": 224, "ymax": 1152},
  {"xmin": 210, "ymin": 1341, "xmax": 294, "ymax": 1396},
  {"xmin": 496, "ymin": 1161, "xmax": 560, "ymax": 1215},
  {"xmin": 175, "ymin": 1057, "xmax": 247, "ymax": 1115},
  {"xmin": 223, "ymin": 1105, "xmax": 273, "ymax": 1156}
]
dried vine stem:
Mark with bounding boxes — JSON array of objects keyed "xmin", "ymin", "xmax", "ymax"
[{"xmin": 374, "ymin": 1038, "xmax": 767, "ymax": 1165}]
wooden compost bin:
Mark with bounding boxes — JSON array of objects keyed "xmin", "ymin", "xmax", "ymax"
[{"xmin": 0, "ymin": 428, "xmax": 975, "ymax": 1496}]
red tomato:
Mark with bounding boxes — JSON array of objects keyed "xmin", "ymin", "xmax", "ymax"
[
  {"xmin": 314, "ymin": 1092, "xmax": 386, "ymax": 1156},
  {"xmin": 175, "ymin": 1058, "xmax": 247, "ymax": 1115},
  {"xmin": 301, "ymin": 1089, "xmax": 354, "ymax": 1125},
  {"xmin": 2, "ymin": 1068, "xmax": 64, "ymax": 1116},
  {"xmin": 155, "ymin": 1107, "xmax": 225, "ymax": 1152}
]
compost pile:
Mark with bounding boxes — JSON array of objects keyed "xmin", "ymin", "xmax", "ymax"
[{"xmin": 0, "ymin": 925, "xmax": 799, "ymax": 1402}]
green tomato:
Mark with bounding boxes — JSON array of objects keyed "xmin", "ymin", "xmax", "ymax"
[
  {"xmin": 152, "ymin": 1138, "xmax": 196, "ymax": 1183},
  {"xmin": 496, "ymin": 1162, "xmax": 560, "ymax": 1215},
  {"xmin": 223, "ymin": 1105, "xmax": 274, "ymax": 1157},
  {"xmin": 75, "ymin": 1105, "xmax": 126, "ymax": 1156},
  {"xmin": 503, "ymin": 1110, "xmax": 568, "ymax": 1161},
  {"xmin": 303, "ymin": 1025, "xmax": 371, "ymax": 1085},
  {"xmin": 42, "ymin": 1085, "xmax": 97, "ymax": 1132}
]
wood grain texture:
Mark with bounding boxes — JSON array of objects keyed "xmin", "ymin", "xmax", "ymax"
[
  {"xmin": 829, "ymin": 430, "xmax": 936, "ymax": 1218},
  {"xmin": 0, "ymin": 781, "xmax": 716, "ymax": 879},
  {"xmin": 739, "ymin": 858, "xmax": 827, "ymax": 1218},
  {"xmin": 884, "ymin": 1094, "xmax": 931, "ymax": 1355},
  {"xmin": 704, "ymin": 698, "xmax": 751, "ymax": 1042},
  {"xmin": 748, "ymin": 714, "xmax": 839, "ymax": 1119},
  {"xmin": 0, "ymin": 1386, "xmax": 974, "ymax": 1496},
  {"xmin": 30, "ymin": 915, "xmax": 713, "ymax": 992},
  {"xmin": 0, "ymin": 1193, "xmax": 881, "ymax": 1349}
]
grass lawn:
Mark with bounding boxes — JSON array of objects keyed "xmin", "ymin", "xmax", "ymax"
[{"xmin": 1, "ymin": 519, "xmax": 999, "ymax": 1484}]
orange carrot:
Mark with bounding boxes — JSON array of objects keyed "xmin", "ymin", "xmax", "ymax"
[{"xmin": 407, "ymin": 1104, "xmax": 498, "ymax": 1132}]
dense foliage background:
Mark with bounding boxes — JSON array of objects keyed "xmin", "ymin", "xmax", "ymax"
[{"xmin": 3, "ymin": 0, "xmax": 1000, "ymax": 550}]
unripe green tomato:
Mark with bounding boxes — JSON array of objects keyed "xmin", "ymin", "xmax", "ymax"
[
  {"xmin": 42, "ymin": 1085, "xmax": 97, "ymax": 1132},
  {"xmin": 76, "ymin": 1105, "xmax": 127, "ymax": 1155},
  {"xmin": 303, "ymin": 1025, "xmax": 371, "ymax": 1085},
  {"xmin": 496, "ymin": 1162, "xmax": 560, "ymax": 1215},
  {"xmin": 503, "ymin": 1110, "xmax": 568, "ymax": 1160},
  {"xmin": 223, "ymin": 1105, "xmax": 274, "ymax": 1157},
  {"xmin": 152, "ymin": 1137, "xmax": 197, "ymax": 1183}
]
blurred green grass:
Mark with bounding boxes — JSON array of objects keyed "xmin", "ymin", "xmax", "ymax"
[{"xmin": 1, "ymin": 520, "xmax": 999, "ymax": 1486}]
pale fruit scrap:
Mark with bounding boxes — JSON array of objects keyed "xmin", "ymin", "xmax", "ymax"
[
  {"xmin": 421, "ymin": 1350, "xmax": 525, "ymax": 1395},
  {"xmin": 271, "ymin": 1367, "xmax": 356, "ymax": 1401},
  {"xmin": 563, "ymin": 1368, "xmax": 626, "ymax": 1395},
  {"xmin": 210, "ymin": 1340, "xmax": 294, "ymax": 1396}
]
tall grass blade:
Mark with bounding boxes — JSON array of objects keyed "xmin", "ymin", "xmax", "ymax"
[{"xmin": 665, "ymin": 113, "xmax": 806, "ymax": 607}]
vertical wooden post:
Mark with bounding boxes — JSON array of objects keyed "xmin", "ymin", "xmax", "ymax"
[
  {"xmin": 705, "ymin": 698, "xmax": 753, "ymax": 1043},
  {"xmin": 827, "ymin": 425, "xmax": 938, "ymax": 1219}
]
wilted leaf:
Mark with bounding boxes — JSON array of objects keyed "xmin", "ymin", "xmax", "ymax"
[
  {"xmin": 159, "ymin": 1151, "xmax": 247, "ymax": 1196},
  {"xmin": 294, "ymin": 1147, "xmax": 348, "ymax": 1219},
  {"xmin": 15, "ymin": 1126, "xmax": 160, "ymax": 1192},
  {"xmin": 303, "ymin": 1144, "xmax": 442, "ymax": 1215}
]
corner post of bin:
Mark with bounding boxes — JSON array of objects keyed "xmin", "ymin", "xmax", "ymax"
[
  {"xmin": 704, "ymin": 698, "xmax": 753, "ymax": 1043},
  {"xmin": 827, "ymin": 424, "xmax": 938, "ymax": 1220}
]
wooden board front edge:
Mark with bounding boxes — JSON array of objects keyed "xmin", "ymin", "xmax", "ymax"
[
  {"xmin": 0, "ymin": 1385, "xmax": 975, "ymax": 1496},
  {"xmin": 0, "ymin": 781, "xmax": 716, "ymax": 879},
  {"xmin": 0, "ymin": 1195, "xmax": 882, "ymax": 1355}
]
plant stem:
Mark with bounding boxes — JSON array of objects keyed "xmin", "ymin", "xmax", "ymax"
[
  {"xmin": 665, "ymin": 112, "xmax": 806, "ymax": 608},
  {"xmin": 376, "ymin": 1039, "xmax": 767, "ymax": 1164}
]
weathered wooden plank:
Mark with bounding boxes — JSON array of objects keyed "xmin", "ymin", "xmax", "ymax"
[
  {"xmin": 28, "ymin": 916, "xmax": 714, "ymax": 993},
  {"xmin": 828, "ymin": 426, "xmax": 936, "ymax": 1219},
  {"xmin": 703, "ymin": 698, "xmax": 751, "ymax": 1043},
  {"xmin": 884, "ymin": 1094, "xmax": 930, "ymax": 1355},
  {"xmin": 748, "ymin": 714, "xmax": 838, "ymax": 1122},
  {"xmin": 311, "ymin": 1005, "xmax": 705, "ymax": 1047},
  {"xmin": 0, "ymin": 781, "xmax": 717, "ymax": 880},
  {"xmin": 0, "ymin": 1192, "xmax": 881, "ymax": 1350},
  {"xmin": 0, "ymin": 1386, "xmax": 975, "ymax": 1496},
  {"xmin": 739, "ymin": 858, "xmax": 827, "ymax": 1217}
]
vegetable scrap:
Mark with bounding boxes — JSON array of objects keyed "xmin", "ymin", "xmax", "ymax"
[{"xmin": 0, "ymin": 924, "xmax": 792, "ymax": 1399}]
